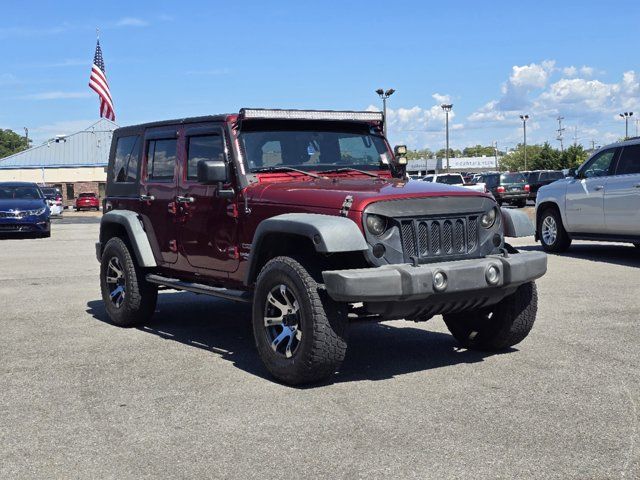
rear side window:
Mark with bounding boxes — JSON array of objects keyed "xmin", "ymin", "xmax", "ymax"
[
  {"xmin": 113, "ymin": 135, "xmax": 140, "ymax": 183},
  {"xmin": 500, "ymin": 173, "xmax": 526, "ymax": 184},
  {"xmin": 147, "ymin": 139, "xmax": 177, "ymax": 181},
  {"xmin": 187, "ymin": 134, "xmax": 224, "ymax": 180},
  {"xmin": 616, "ymin": 145, "xmax": 640, "ymax": 175}
]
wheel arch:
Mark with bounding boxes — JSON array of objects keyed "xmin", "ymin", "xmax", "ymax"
[
  {"xmin": 99, "ymin": 210, "xmax": 157, "ymax": 267},
  {"xmin": 535, "ymin": 201, "xmax": 563, "ymax": 240},
  {"xmin": 244, "ymin": 213, "xmax": 369, "ymax": 286}
]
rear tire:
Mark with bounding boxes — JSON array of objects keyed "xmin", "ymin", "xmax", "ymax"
[
  {"xmin": 100, "ymin": 236, "xmax": 157, "ymax": 327},
  {"xmin": 252, "ymin": 256, "xmax": 348, "ymax": 385},
  {"xmin": 443, "ymin": 282, "xmax": 538, "ymax": 351},
  {"xmin": 538, "ymin": 207, "xmax": 571, "ymax": 252}
]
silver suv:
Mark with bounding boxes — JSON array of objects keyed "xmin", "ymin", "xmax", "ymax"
[{"xmin": 535, "ymin": 138, "xmax": 640, "ymax": 252}]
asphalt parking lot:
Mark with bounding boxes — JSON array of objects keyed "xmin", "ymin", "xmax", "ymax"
[{"xmin": 1, "ymin": 212, "xmax": 638, "ymax": 479}]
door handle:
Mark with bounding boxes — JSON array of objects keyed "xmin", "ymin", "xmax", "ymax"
[
  {"xmin": 139, "ymin": 194, "xmax": 155, "ymax": 202},
  {"xmin": 593, "ymin": 185, "xmax": 604, "ymax": 191},
  {"xmin": 176, "ymin": 196, "xmax": 195, "ymax": 204}
]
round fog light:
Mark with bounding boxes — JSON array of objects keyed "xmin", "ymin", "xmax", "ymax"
[
  {"xmin": 372, "ymin": 243, "xmax": 386, "ymax": 258},
  {"xmin": 486, "ymin": 265, "xmax": 500, "ymax": 285},
  {"xmin": 433, "ymin": 270, "xmax": 448, "ymax": 291}
]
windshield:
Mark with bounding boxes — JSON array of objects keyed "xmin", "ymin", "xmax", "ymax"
[
  {"xmin": 500, "ymin": 173, "xmax": 526, "ymax": 184},
  {"xmin": 239, "ymin": 122, "xmax": 391, "ymax": 173},
  {"xmin": 79, "ymin": 193, "xmax": 96, "ymax": 197},
  {"xmin": 436, "ymin": 174, "xmax": 463, "ymax": 185},
  {"xmin": 0, "ymin": 186, "xmax": 43, "ymax": 200}
]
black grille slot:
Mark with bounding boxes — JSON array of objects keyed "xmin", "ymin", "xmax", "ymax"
[
  {"xmin": 401, "ymin": 222, "xmax": 417, "ymax": 257},
  {"xmin": 399, "ymin": 214, "xmax": 481, "ymax": 262}
]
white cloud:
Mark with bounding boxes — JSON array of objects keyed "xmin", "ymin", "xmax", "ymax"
[
  {"xmin": 510, "ymin": 61, "xmax": 554, "ymax": 89},
  {"xmin": 563, "ymin": 66, "xmax": 577, "ymax": 77},
  {"xmin": 23, "ymin": 91, "xmax": 93, "ymax": 100},
  {"xmin": 115, "ymin": 17, "xmax": 149, "ymax": 27}
]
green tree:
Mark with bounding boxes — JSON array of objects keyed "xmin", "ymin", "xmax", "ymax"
[
  {"xmin": 559, "ymin": 144, "xmax": 588, "ymax": 169},
  {"xmin": 406, "ymin": 148, "xmax": 434, "ymax": 160},
  {"xmin": 462, "ymin": 144, "xmax": 499, "ymax": 157},
  {"xmin": 0, "ymin": 129, "xmax": 30, "ymax": 159},
  {"xmin": 435, "ymin": 148, "xmax": 462, "ymax": 159}
]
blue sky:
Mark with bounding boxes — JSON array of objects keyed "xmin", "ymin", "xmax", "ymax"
[{"xmin": 1, "ymin": 0, "xmax": 639, "ymax": 151}]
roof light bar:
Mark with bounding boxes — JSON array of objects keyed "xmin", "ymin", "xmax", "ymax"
[{"xmin": 240, "ymin": 108, "xmax": 383, "ymax": 122}]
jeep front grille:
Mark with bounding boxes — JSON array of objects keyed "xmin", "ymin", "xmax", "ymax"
[{"xmin": 400, "ymin": 215, "xmax": 479, "ymax": 261}]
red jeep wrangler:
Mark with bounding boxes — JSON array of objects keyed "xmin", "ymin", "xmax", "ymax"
[{"xmin": 96, "ymin": 109, "xmax": 546, "ymax": 385}]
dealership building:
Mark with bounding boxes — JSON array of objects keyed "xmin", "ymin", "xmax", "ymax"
[
  {"xmin": 406, "ymin": 156, "xmax": 501, "ymax": 176},
  {"xmin": 0, "ymin": 118, "xmax": 117, "ymax": 205}
]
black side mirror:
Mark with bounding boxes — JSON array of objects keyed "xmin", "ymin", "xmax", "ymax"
[{"xmin": 197, "ymin": 160, "xmax": 228, "ymax": 184}]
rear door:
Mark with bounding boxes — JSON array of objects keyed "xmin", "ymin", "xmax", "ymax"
[
  {"xmin": 565, "ymin": 148, "xmax": 617, "ymax": 233},
  {"xmin": 139, "ymin": 126, "xmax": 181, "ymax": 265},
  {"xmin": 177, "ymin": 124, "xmax": 239, "ymax": 272},
  {"xmin": 604, "ymin": 144, "xmax": 640, "ymax": 235}
]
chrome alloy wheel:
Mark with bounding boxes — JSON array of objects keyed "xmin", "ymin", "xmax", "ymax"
[
  {"xmin": 105, "ymin": 256, "xmax": 126, "ymax": 308},
  {"xmin": 263, "ymin": 284, "xmax": 302, "ymax": 358},
  {"xmin": 541, "ymin": 215, "xmax": 558, "ymax": 246}
]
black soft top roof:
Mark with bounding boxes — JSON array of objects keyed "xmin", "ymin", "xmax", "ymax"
[{"xmin": 113, "ymin": 114, "xmax": 231, "ymax": 137}]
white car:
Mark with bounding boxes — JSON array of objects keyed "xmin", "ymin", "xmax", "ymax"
[
  {"xmin": 535, "ymin": 138, "xmax": 640, "ymax": 252},
  {"xmin": 422, "ymin": 173, "xmax": 487, "ymax": 193},
  {"xmin": 40, "ymin": 187, "xmax": 64, "ymax": 216}
]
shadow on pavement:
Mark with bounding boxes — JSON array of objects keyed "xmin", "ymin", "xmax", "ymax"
[
  {"xmin": 87, "ymin": 291, "xmax": 507, "ymax": 385},
  {"xmin": 518, "ymin": 242, "xmax": 640, "ymax": 268}
]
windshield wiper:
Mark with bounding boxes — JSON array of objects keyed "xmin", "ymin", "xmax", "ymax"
[
  {"xmin": 321, "ymin": 167, "xmax": 380, "ymax": 178},
  {"xmin": 251, "ymin": 166, "xmax": 324, "ymax": 179}
]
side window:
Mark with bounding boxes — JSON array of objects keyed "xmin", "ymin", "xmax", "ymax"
[
  {"xmin": 187, "ymin": 134, "xmax": 224, "ymax": 180},
  {"xmin": 113, "ymin": 135, "xmax": 140, "ymax": 183},
  {"xmin": 615, "ymin": 145, "xmax": 640, "ymax": 175},
  {"xmin": 146, "ymin": 139, "xmax": 177, "ymax": 181},
  {"xmin": 582, "ymin": 149, "xmax": 616, "ymax": 178}
]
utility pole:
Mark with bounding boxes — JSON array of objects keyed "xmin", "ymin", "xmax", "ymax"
[
  {"xmin": 24, "ymin": 127, "xmax": 29, "ymax": 148},
  {"xmin": 573, "ymin": 126, "xmax": 578, "ymax": 146},
  {"xmin": 493, "ymin": 141, "xmax": 499, "ymax": 170},
  {"xmin": 375, "ymin": 88, "xmax": 395, "ymax": 138},
  {"xmin": 556, "ymin": 116, "xmax": 565, "ymax": 152},
  {"xmin": 636, "ymin": 118, "xmax": 639, "ymax": 137},
  {"xmin": 519, "ymin": 114, "xmax": 529, "ymax": 170},
  {"xmin": 590, "ymin": 139, "xmax": 596, "ymax": 151},
  {"xmin": 441, "ymin": 104, "xmax": 453, "ymax": 172}
]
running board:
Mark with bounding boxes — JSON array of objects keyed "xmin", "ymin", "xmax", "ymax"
[{"xmin": 146, "ymin": 274, "xmax": 252, "ymax": 303}]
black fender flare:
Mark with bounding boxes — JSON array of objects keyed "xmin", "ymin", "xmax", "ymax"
[{"xmin": 245, "ymin": 213, "xmax": 368, "ymax": 285}]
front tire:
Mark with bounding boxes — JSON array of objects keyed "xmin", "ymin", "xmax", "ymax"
[
  {"xmin": 443, "ymin": 282, "xmax": 538, "ymax": 351},
  {"xmin": 100, "ymin": 236, "xmax": 157, "ymax": 327},
  {"xmin": 252, "ymin": 256, "xmax": 348, "ymax": 385},
  {"xmin": 538, "ymin": 208, "xmax": 571, "ymax": 252}
]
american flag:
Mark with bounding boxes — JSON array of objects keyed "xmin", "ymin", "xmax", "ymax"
[{"xmin": 88, "ymin": 39, "xmax": 115, "ymax": 121}]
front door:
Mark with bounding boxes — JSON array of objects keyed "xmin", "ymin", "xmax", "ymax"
[
  {"xmin": 139, "ymin": 126, "xmax": 181, "ymax": 265},
  {"xmin": 605, "ymin": 144, "xmax": 640, "ymax": 235},
  {"xmin": 565, "ymin": 148, "xmax": 617, "ymax": 233},
  {"xmin": 177, "ymin": 124, "xmax": 239, "ymax": 272}
]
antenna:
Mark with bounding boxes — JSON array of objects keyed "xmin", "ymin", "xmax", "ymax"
[
  {"xmin": 96, "ymin": 27, "xmax": 100, "ymax": 40},
  {"xmin": 556, "ymin": 116, "xmax": 565, "ymax": 152}
]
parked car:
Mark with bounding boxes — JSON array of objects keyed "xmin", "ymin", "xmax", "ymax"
[
  {"xmin": 536, "ymin": 138, "xmax": 640, "ymax": 252},
  {"xmin": 76, "ymin": 192, "xmax": 100, "ymax": 211},
  {"xmin": 96, "ymin": 108, "xmax": 546, "ymax": 385},
  {"xmin": 40, "ymin": 187, "xmax": 64, "ymax": 216},
  {"xmin": 0, "ymin": 182, "xmax": 50, "ymax": 237},
  {"xmin": 422, "ymin": 173, "xmax": 487, "ymax": 193},
  {"xmin": 525, "ymin": 170, "xmax": 564, "ymax": 200},
  {"xmin": 476, "ymin": 172, "xmax": 530, "ymax": 207}
]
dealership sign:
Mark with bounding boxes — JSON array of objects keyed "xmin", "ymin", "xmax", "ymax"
[{"xmin": 407, "ymin": 156, "xmax": 499, "ymax": 171}]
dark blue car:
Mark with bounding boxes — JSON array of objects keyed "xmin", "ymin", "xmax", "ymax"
[{"xmin": 0, "ymin": 182, "xmax": 51, "ymax": 237}]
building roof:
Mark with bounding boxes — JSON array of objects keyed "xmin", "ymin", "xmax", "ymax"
[{"xmin": 0, "ymin": 118, "xmax": 118, "ymax": 169}]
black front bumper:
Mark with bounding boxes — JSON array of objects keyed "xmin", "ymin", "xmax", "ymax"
[{"xmin": 322, "ymin": 251, "xmax": 547, "ymax": 303}]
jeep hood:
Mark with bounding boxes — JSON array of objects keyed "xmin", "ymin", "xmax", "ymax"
[{"xmin": 246, "ymin": 177, "xmax": 490, "ymax": 212}]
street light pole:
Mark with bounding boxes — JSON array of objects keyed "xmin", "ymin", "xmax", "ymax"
[
  {"xmin": 375, "ymin": 88, "xmax": 395, "ymax": 138},
  {"xmin": 24, "ymin": 127, "xmax": 29, "ymax": 148},
  {"xmin": 619, "ymin": 112, "xmax": 634, "ymax": 139},
  {"xmin": 519, "ymin": 114, "xmax": 529, "ymax": 170},
  {"xmin": 441, "ymin": 104, "xmax": 453, "ymax": 172}
]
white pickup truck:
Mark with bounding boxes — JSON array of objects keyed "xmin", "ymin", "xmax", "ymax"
[{"xmin": 422, "ymin": 173, "xmax": 487, "ymax": 193}]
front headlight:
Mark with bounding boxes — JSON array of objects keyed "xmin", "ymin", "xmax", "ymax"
[
  {"xmin": 480, "ymin": 207, "xmax": 498, "ymax": 229},
  {"xmin": 28, "ymin": 207, "xmax": 47, "ymax": 216},
  {"xmin": 365, "ymin": 214, "xmax": 387, "ymax": 236}
]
